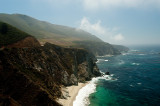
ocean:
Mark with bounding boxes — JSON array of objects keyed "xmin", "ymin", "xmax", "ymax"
[{"xmin": 73, "ymin": 45, "xmax": 160, "ymax": 106}]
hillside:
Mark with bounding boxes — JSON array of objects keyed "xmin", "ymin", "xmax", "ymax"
[
  {"xmin": 0, "ymin": 13, "xmax": 122, "ymax": 56},
  {"xmin": 0, "ymin": 13, "xmax": 102, "ymax": 46},
  {"xmin": 0, "ymin": 22, "xmax": 29, "ymax": 46},
  {"xmin": 0, "ymin": 21, "xmax": 40, "ymax": 48}
]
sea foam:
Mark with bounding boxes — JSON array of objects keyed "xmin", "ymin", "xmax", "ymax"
[
  {"xmin": 105, "ymin": 59, "xmax": 109, "ymax": 62},
  {"xmin": 131, "ymin": 63, "xmax": 140, "ymax": 65},
  {"xmin": 122, "ymin": 53, "xmax": 130, "ymax": 55},
  {"xmin": 73, "ymin": 77, "xmax": 98, "ymax": 106},
  {"xmin": 96, "ymin": 59, "xmax": 105, "ymax": 63},
  {"xmin": 96, "ymin": 59, "xmax": 109, "ymax": 63},
  {"xmin": 73, "ymin": 73, "xmax": 116, "ymax": 106}
]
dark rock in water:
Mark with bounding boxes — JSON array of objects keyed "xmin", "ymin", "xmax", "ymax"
[
  {"xmin": 111, "ymin": 78, "xmax": 116, "ymax": 80},
  {"xmin": 105, "ymin": 72, "xmax": 110, "ymax": 75},
  {"xmin": 101, "ymin": 73, "xmax": 105, "ymax": 77}
]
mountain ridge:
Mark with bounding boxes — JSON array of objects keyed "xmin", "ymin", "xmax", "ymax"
[
  {"xmin": 0, "ymin": 13, "xmax": 102, "ymax": 43},
  {"xmin": 0, "ymin": 14, "xmax": 129, "ymax": 56},
  {"xmin": 0, "ymin": 13, "xmax": 124, "ymax": 56}
]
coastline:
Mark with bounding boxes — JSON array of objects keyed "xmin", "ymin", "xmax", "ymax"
[{"xmin": 58, "ymin": 82, "xmax": 88, "ymax": 106}]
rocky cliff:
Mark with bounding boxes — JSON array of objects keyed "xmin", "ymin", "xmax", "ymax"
[
  {"xmin": 5, "ymin": 36, "xmax": 40, "ymax": 48},
  {"xmin": 112, "ymin": 45, "xmax": 129, "ymax": 53},
  {"xmin": 0, "ymin": 43, "xmax": 101, "ymax": 106},
  {"xmin": 74, "ymin": 41, "xmax": 121, "ymax": 56}
]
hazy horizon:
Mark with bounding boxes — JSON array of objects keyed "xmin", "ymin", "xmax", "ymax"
[{"xmin": 1, "ymin": 0, "xmax": 160, "ymax": 46}]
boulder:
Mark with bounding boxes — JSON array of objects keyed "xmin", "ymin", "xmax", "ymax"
[{"xmin": 105, "ymin": 72, "xmax": 110, "ymax": 75}]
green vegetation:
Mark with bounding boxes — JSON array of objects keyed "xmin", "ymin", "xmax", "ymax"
[
  {"xmin": 0, "ymin": 21, "xmax": 30, "ymax": 46},
  {"xmin": 0, "ymin": 13, "xmax": 102, "ymax": 43},
  {"xmin": 0, "ymin": 13, "xmax": 128, "ymax": 55}
]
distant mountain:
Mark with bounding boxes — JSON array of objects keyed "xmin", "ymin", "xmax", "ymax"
[
  {"xmin": 74, "ymin": 41, "xmax": 120, "ymax": 56},
  {"xmin": 112, "ymin": 45, "xmax": 129, "ymax": 53},
  {"xmin": 0, "ymin": 21, "xmax": 40, "ymax": 48},
  {"xmin": 0, "ymin": 13, "xmax": 121, "ymax": 56}
]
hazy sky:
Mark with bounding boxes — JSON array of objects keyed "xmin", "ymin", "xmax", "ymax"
[{"xmin": 1, "ymin": 0, "xmax": 160, "ymax": 45}]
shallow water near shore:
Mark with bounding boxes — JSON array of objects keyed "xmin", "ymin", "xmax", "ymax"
[{"xmin": 74, "ymin": 46, "xmax": 160, "ymax": 106}]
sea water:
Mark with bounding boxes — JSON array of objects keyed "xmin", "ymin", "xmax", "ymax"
[{"xmin": 74, "ymin": 45, "xmax": 160, "ymax": 106}]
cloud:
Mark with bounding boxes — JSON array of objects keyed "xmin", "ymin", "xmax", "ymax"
[
  {"xmin": 79, "ymin": 17, "xmax": 106, "ymax": 37},
  {"xmin": 112, "ymin": 34, "xmax": 124, "ymax": 41},
  {"xmin": 82, "ymin": 0, "xmax": 160, "ymax": 10},
  {"xmin": 79, "ymin": 17, "xmax": 125, "ymax": 42}
]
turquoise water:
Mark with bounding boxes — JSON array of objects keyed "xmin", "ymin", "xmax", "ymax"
[{"xmin": 89, "ymin": 46, "xmax": 160, "ymax": 106}]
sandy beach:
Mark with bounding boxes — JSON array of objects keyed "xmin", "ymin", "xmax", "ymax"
[{"xmin": 58, "ymin": 82, "xmax": 88, "ymax": 106}]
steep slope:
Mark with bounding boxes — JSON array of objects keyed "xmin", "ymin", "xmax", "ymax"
[
  {"xmin": 0, "ymin": 13, "xmax": 121, "ymax": 56},
  {"xmin": 0, "ymin": 13, "xmax": 102, "ymax": 44},
  {"xmin": 0, "ymin": 43, "xmax": 101, "ymax": 105},
  {"xmin": 0, "ymin": 22, "xmax": 40, "ymax": 48},
  {"xmin": 74, "ymin": 41, "xmax": 120, "ymax": 56}
]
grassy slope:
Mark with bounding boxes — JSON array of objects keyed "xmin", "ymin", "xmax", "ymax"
[
  {"xmin": 0, "ymin": 13, "xmax": 124, "ymax": 55},
  {"xmin": 0, "ymin": 13, "xmax": 102, "ymax": 46},
  {"xmin": 0, "ymin": 21, "xmax": 31, "ymax": 46}
]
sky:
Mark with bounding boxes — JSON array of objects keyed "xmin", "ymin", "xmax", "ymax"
[{"xmin": 0, "ymin": 0, "xmax": 160, "ymax": 45}]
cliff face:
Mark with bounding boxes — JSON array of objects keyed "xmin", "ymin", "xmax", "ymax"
[
  {"xmin": 0, "ymin": 43, "xmax": 101, "ymax": 105},
  {"xmin": 74, "ymin": 41, "xmax": 121, "ymax": 56}
]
